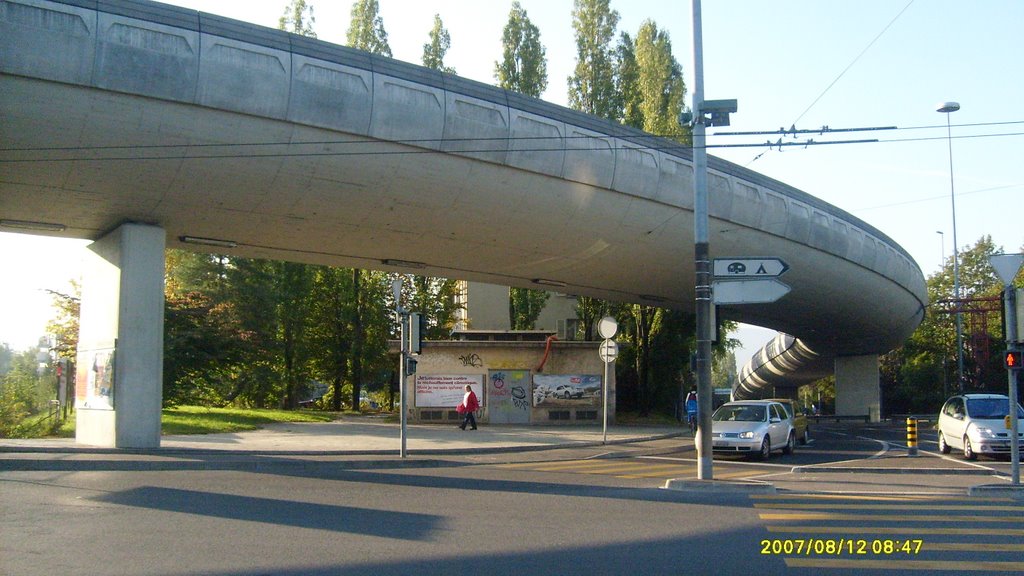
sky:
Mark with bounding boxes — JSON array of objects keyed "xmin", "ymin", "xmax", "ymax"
[{"xmin": 2, "ymin": 0, "xmax": 1022, "ymax": 368}]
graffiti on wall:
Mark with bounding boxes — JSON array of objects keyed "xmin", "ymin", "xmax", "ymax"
[{"xmin": 488, "ymin": 369, "xmax": 531, "ymax": 424}]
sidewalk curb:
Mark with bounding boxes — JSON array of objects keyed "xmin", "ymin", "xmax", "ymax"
[
  {"xmin": 662, "ymin": 477, "xmax": 776, "ymax": 494},
  {"xmin": 968, "ymin": 483, "xmax": 1024, "ymax": 498},
  {"xmin": 0, "ymin": 431, "xmax": 686, "ymax": 472},
  {"xmin": 792, "ymin": 465, "xmax": 1007, "ymax": 476}
]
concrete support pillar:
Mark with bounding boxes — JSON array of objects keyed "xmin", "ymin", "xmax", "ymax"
[
  {"xmin": 835, "ymin": 355, "xmax": 881, "ymax": 422},
  {"xmin": 75, "ymin": 224, "xmax": 165, "ymax": 448}
]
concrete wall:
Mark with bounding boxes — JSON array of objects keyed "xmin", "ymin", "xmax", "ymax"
[
  {"xmin": 407, "ymin": 340, "xmax": 612, "ymax": 425},
  {"xmin": 463, "ymin": 282, "xmax": 510, "ymax": 330}
]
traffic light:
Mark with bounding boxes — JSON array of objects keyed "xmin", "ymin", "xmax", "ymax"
[
  {"xmin": 408, "ymin": 313, "xmax": 427, "ymax": 355},
  {"xmin": 1005, "ymin": 349, "xmax": 1023, "ymax": 370}
]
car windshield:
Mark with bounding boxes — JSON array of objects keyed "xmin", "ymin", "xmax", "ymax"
[
  {"xmin": 713, "ymin": 405, "xmax": 766, "ymax": 422},
  {"xmin": 966, "ymin": 398, "xmax": 1024, "ymax": 419}
]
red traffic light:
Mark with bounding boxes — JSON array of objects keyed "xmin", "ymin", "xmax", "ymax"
[{"xmin": 1006, "ymin": 350, "xmax": 1023, "ymax": 369}]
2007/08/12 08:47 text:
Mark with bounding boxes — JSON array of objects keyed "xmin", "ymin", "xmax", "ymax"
[{"xmin": 760, "ymin": 539, "xmax": 924, "ymax": 556}]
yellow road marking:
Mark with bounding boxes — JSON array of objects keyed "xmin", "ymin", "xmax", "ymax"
[
  {"xmin": 754, "ymin": 502, "xmax": 1024, "ymax": 512},
  {"xmin": 760, "ymin": 512, "xmax": 1021, "ymax": 523},
  {"xmin": 752, "ymin": 493, "xmax": 1012, "ymax": 503},
  {"xmin": 924, "ymin": 543, "xmax": 1024, "ymax": 552},
  {"xmin": 767, "ymin": 525, "xmax": 1024, "ymax": 536},
  {"xmin": 616, "ymin": 467, "xmax": 694, "ymax": 478},
  {"xmin": 785, "ymin": 558, "xmax": 1024, "ymax": 572},
  {"xmin": 498, "ymin": 459, "xmax": 751, "ymax": 479},
  {"xmin": 499, "ymin": 460, "xmax": 639, "ymax": 472}
]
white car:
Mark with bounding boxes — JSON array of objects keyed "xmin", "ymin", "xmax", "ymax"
[
  {"xmin": 711, "ymin": 400, "xmax": 795, "ymax": 460},
  {"xmin": 937, "ymin": 394, "xmax": 1024, "ymax": 460}
]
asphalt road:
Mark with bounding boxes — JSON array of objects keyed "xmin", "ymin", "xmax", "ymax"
[{"xmin": 3, "ymin": 422, "xmax": 1022, "ymax": 575}]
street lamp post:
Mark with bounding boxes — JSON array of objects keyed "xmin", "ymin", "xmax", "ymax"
[
  {"xmin": 937, "ymin": 230, "xmax": 947, "ymax": 397},
  {"xmin": 937, "ymin": 101, "xmax": 964, "ymax": 391}
]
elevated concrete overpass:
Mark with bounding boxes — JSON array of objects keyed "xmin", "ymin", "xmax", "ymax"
[{"xmin": 0, "ymin": 0, "xmax": 927, "ymax": 446}]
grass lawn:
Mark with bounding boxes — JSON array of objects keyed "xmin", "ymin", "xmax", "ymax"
[{"xmin": 160, "ymin": 405, "xmax": 337, "ymax": 435}]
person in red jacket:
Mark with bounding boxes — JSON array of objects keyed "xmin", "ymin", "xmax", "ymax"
[{"xmin": 457, "ymin": 384, "xmax": 479, "ymax": 430}]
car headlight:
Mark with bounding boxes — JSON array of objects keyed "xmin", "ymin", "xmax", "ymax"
[
  {"xmin": 973, "ymin": 426, "xmax": 997, "ymax": 438},
  {"xmin": 739, "ymin": 431, "xmax": 755, "ymax": 439}
]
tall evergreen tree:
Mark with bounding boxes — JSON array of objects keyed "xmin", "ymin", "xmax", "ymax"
[
  {"xmin": 495, "ymin": 1, "xmax": 548, "ymax": 98},
  {"xmin": 422, "ymin": 14, "xmax": 454, "ymax": 73},
  {"xmin": 624, "ymin": 20, "xmax": 688, "ymax": 142},
  {"xmin": 279, "ymin": 0, "xmax": 317, "ymax": 38},
  {"xmin": 568, "ymin": 0, "xmax": 620, "ymax": 120},
  {"xmin": 346, "ymin": 0, "xmax": 392, "ymax": 56}
]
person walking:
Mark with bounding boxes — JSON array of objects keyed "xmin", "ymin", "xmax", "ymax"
[{"xmin": 457, "ymin": 384, "xmax": 479, "ymax": 430}]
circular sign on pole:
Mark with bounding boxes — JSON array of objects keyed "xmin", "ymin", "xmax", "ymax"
[
  {"xmin": 598, "ymin": 316, "xmax": 618, "ymax": 339},
  {"xmin": 599, "ymin": 339, "xmax": 618, "ymax": 363}
]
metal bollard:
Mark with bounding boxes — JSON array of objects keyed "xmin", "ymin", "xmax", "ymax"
[{"xmin": 906, "ymin": 417, "xmax": 918, "ymax": 457}]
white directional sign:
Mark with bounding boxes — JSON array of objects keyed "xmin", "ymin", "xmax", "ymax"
[
  {"xmin": 713, "ymin": 258, "xmax": 789, "ymax": 278},
  {"xmin": 599, "ymin": 339, "xmax": 618, "ymax": 363},
  {"xmin": 713, "ymin": 279, "xmax": 791, "ymax": 305}
]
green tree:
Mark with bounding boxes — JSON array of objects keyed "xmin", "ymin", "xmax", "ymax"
[
  {"xmin": 509, "ymin": 288, "xmax": 549, "ymax": 330},
  {"xmin": 422, "ymin": 14, "xmax": 454, "ymax": 73},
  {"xmin": 0, "ymin": 343, "xmax": 13, "ymax": 376},
  {"xmin": 568, "ymin": 0, "xmax": 620, "ymax": 120},
  {"xmin": 0, "ymin": 348, "xmax": 52, "ymax": 437},
  {"xmin": 275, "ymin": 261, "xmax": 315, "ymax": 409},
  {"xmin": 347, "ymin": 0, "xmax": 392, "ymax": 56},
  {"xmin": 625, "ymin": 20, "xmax": 688, "ymax": 141},
  {"xmin": 279, "ymin": 0, "xmax": 317, "ymax": 38},
  {"xmin": 44, "ymin": 282, "xmax": 79, "ymax": 362},
  {"xmin": 163, "ymin": 289, "xmax": 240, "ymax": 406},
  {"xmin": 308, "ymin": 266, "xmax": 355, "ymax": 411},
  {"xmin": 494, "ymin": 1, "xmax": 548, "ymax": 98},
  {"xmin": 616, "ymin": 31, "xmax": 640, "ymax": 127},
  {"xmin": 881, "ymin": 236, "xmax": 1022, "ymax": 413}
]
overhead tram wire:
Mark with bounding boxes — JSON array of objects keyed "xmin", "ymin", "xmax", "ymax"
[{"xmin": 741, "ymin": 0, "xmax": 916, "ymax": 165}]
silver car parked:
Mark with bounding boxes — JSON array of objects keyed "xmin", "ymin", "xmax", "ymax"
[
  {"xmin": 937, "ymin": 394, "xmax": 1024, "ymax": 460},
  {"xmin": 711, "ymin": 400, "xmax": 795, "ymax": 460}
]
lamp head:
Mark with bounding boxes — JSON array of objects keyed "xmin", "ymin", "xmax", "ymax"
[{"xmin": 936, "ymin": 101, "xmax": 960, "ymax": 113}]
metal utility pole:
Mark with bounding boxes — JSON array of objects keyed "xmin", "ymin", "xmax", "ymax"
[
  {"xmin": 937, "ymin": 102, "xmax": 964, "ymax": 390},
  {"xmin": 392, "ymin": 278, "xmax": 409, "ymax": 458},
  {"xmin": 691, "ymin": 0, "xmax": 713, "ymax": 480},
  {"xmin": 990, "ymin": 253, "xmax": 1023, "ymax": 485}
]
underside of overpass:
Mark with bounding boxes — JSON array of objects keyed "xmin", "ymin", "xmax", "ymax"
[{"xmin": 0, "ymin": 0, "xmax": 928, "ymax": 445}]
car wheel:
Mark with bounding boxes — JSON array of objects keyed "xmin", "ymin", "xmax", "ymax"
[
  {"xmin": 799, "ymin": 428, "xmax": 809, "ymax": 445},
  {"xmin": 938, "ymin": 432, "xmax": 951, "ymax": 454},
  {"xmin": 963, "ymin": 436, "xmax": 977, "ymax": 461},
  {"xmin": 758, "ymin": 436, "xmax": 771, "ymax": 460},
  {"xmin": 783, "ymin": 431, "xmax": 795, "ymax": 455}
]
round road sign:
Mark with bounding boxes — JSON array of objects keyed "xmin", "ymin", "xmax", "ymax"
[{"xmin": 599, "ymin": 338, "xmax": 618, "ymax": 363}]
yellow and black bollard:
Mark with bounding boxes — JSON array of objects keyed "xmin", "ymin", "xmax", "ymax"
[{"xmin": 906, "ymin": 417, "xmax": 919, "ymax": 457}]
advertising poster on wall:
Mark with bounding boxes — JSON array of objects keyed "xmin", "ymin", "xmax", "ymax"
[
  {"xmin": 415, "ymin": 374, "xmax": 484, "ymax": 408},
  {"xmin": 533, "ymin": 374, "xmax": 601, "ymax": 406},
  {"xmin": 76, "ymin": 347, "xmax": 115, "ymax": 410}
]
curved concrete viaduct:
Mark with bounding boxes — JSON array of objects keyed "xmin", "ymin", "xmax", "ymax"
[{"xmin": 1, "ymin": 0, "xmax": 926, "ymax": 445}]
